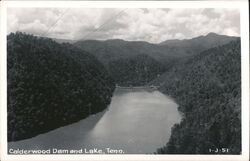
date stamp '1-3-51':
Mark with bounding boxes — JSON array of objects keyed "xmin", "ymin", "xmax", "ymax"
[{"xmin": 208, "ymin": 148, "xmax": 230, "ymax": 153}]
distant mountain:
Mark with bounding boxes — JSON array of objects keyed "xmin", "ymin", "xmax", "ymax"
[
  {"xmin": 75, "ymin": 39, "xmax": 171, "ymax": 65},
  {"xmin": 75, "ymin": 33, "xmax": 238, "ymax": 63},
  {"xmin": 7, "ymin": 32, "xmax": 115, "ymax": 141},
  {"xmin": 154, "ymin": 39, "xmax": 241, "ymax": 154},
  {"xmin": 74, "ymin": 33, "xmax": 238, "ymax": 86},
  {"xmin": 37, "ymin": 36, "xmax": 76, "ymax": 44},
  {"xmin": 52, "ymin": 38, "xmax": 77, "ymax": 44},
  {"xmin": 108, "ymin": 54, "xmax": 165, "ymax": 86},
  {"xmin": 159, "ymin": 32, "xmax": 238, "ymax": 54}
]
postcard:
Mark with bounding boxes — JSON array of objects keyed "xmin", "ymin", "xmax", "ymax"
[{"xmin": 0, "ymin": 0, "xmax": 249, "ymax": 161}]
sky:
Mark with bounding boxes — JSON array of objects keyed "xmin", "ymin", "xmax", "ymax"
[{"xmin": 7, "ymin": 8, "xmax": 240, "ymax": 43}]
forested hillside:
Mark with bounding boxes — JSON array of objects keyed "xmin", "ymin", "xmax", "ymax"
[
  {"xmin": 7, "ymin": 32, "xmax": 115, "ymax": 141},
  {"xmin": 74, "ymin": 33, "xmax": 237, "ymax": 87},
  {"xmin": 154, "ymin": 40, "xmax": 241, "ymax": 154},
  {"xmin": 108, "ymin": 54, "xmax": 165, "ymax": 86},
  {"xmin": 74, "ymin": 39, "xmax": 168, "ymax": 64},
  {"xmin": 74, "ymin": 40, "xmax": 170, "ymax": 86}
]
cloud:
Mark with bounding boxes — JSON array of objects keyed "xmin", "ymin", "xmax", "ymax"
[{"xmin": 7, "ymin": 8, "xmax": 240, "ymax": 43}]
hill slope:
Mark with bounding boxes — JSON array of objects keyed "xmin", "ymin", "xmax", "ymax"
[
  {"xmin": 7, "ymin": 32, "xmax": 115, "ymax": 141},
  {"xmin": 154, "ymin": 39, "xmax": 241, "ymax": 154},
  {"xmin": 108, "ymin": 54, "xmax": 165, "ymax": 86}
]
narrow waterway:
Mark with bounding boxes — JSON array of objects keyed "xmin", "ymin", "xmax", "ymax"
[{"xmin": 8, "ymin": 88, "xmax": 182, "ymax": 154}]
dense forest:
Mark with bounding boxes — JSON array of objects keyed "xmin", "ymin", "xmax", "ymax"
[
  {"xmin": 154, "ymin": 40, "xmax": 241, "ymax": 154},
  {"xmin": 7, "ymin": 32, "xmax": 115, "ymax": 141},
  {"xmin": 108, "ymin": 54, "xmax": 165, "ymax": 86}
]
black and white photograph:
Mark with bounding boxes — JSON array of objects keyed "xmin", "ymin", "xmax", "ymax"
[{"xmin": 0, "ymin": 0, "xmax": 249, "ymax": 161}]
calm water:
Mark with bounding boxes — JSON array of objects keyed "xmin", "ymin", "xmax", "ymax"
[{"xmin": 8, "ymin": 88, "xmax": 181, "ymax": 154}]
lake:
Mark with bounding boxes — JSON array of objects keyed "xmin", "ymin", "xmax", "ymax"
[{"xmin": 8, "ymin": 88, "xmax": 182, "ymax": 154}]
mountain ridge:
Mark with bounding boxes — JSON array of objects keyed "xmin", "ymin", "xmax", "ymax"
[
  {"xmin": 74, "ymin": 33, "xmax": 238, "ymax": 86},
  {"xmin": 74, "ymin": 32, "xmax": 239, "ymax": 60},
  {"xmin": 159, "ymin": 32, "xmax": 238, "ymax": 49},
  {"xmin": 51, "ymin": 32, "xmax": 238, "ymax": 45}
]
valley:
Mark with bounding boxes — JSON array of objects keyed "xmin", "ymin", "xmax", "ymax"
[{"xmin": 7, "ymin": 32, "xmax": 241, "ymax": 154}]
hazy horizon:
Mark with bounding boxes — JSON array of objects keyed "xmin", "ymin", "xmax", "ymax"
[{"xmin": 8, "ymin": 31, "xmax": 239, "ymax": 45}]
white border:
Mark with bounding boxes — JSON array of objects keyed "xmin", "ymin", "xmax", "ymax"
[{"xmin": 0, "ymin": 1, "xmax": 249, "ymax": 161}]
